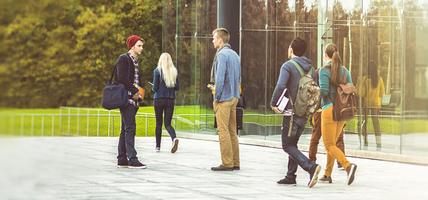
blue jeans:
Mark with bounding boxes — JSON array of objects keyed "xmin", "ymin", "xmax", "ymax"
[
  {"xmin": 117, "ymin": 103, "xmax": 139, "ymax": 162},
  {"xmin": 154, "ymin": 98, "xmax": 176, "ymax": 148},
  {"xmin": 281, "ymin": 115, "xmax": 316, "ymax": 180}
]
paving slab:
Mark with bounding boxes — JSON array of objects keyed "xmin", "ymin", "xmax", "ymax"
[{"xmin": 0, "ymin": 137, "xmax": 427, "ymax": 200}]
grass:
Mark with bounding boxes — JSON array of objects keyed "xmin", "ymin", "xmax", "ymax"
[
  {"xmin": 0, "ymin": 106, "xmax": 214, "ymax": 137},
  {"xmin": 0, "ymin": 106, "xmax": 427, "ymax": 136}
]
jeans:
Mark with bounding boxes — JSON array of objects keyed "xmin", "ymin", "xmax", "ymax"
[
  {"xmin": 117, "ymin": 103, "xmax": 139, "ymax": 162},
  {"xmin": 281, "ymin": 115, "xmax": 316, "ymax": 179},
  {"xmin": 154, "ymin": 98, "xmax": 176, "ymax": 148}
]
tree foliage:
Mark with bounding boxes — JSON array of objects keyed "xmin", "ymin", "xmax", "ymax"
[{"xmin": 0, "ymin": 0, "xmax": 162, "ymax": 107}]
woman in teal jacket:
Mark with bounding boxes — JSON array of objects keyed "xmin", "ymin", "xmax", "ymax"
[{"xmin": 318, "ymin": 43, "xmax": 357, "ymax": 185}]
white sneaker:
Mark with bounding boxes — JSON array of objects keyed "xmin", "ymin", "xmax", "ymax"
[
  {"xmin": 171, "ymin": 138, "xmax": 179, "ymax": 153},
  {"xmin": 155, "ymin": 147, "xmax": 160, "ymax": 152},
  {"xmin": 346, "ymin": 163, "xmax": 357, "ymax": 185}
]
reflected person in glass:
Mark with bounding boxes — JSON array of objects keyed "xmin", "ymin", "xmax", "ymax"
[{"xmin": 357, "ymin": 63, "xmax": 384, "ymax": 149}]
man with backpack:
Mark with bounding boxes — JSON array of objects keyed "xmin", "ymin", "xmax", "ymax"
[{"xmin": 270, "ymin": 37, "xmax": 321, "ymax": 188}]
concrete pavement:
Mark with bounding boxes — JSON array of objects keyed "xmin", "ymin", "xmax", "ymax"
[{"xmin": 0, "ymin": 137, "xmax": 426, "ymax": 200}]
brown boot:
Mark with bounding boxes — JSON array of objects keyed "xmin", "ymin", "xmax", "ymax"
[{"xmin": 319, "ymin": 175, "xmax": 332, "ymax": 183}]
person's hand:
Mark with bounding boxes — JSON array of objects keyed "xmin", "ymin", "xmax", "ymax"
[
  {"xmin": 271, "ymin": 106, "xmax": 282, "ymax": 114},
  {"xmin": 207, "ymin": 83, "xmax": 214, "ymax": 90},
  {"xmin": 207, "ymin": 84, "xmax": 215, "ymax": 95},
  {"xmin": 132, "ymin": 92, "xmax": 140, "ymax": 100}
]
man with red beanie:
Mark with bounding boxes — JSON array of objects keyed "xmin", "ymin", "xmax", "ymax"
[{"xmin": 115, "ymin": 34, "xmax": 146, "ymax": 169}]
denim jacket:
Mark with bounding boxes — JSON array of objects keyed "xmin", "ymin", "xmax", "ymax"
[
  {"xmin": 152, "ymin": 68, "xmax": 179, "ymax": 99},
  {"xmin": 214, "ymin": 45, "xmax": 241, "ymax": 102}
]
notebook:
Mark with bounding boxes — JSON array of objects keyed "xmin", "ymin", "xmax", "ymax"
[{"xmin": 275, "ymin": 88, "xmax": 289, "ymax": 113}]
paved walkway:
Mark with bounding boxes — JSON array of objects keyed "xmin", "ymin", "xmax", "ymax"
[{"xmin": 0, "ymin": 137, "xmax": 427, "ymax": 200}]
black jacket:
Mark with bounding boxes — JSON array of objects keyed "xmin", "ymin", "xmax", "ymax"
[{"xmin": 115, "ymin": 53, "xmax": 143, "ymax": 98}]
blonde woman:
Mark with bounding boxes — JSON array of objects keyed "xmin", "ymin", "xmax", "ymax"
[{"xmin": 152, "ymin": 53, "xmax": 179, "ymax": 153}]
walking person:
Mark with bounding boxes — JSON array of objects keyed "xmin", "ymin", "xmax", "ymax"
[
  {"xmin": 271, "ymin": 37, "xmax": 321, "ymax": 188},
  {"xmin": 209, "ymin": 28, "xmax": 241, "ymax": 171},
  {"xmin": 319, "ymin": 43, "xmax": 357, "ymax": 185},
  {"xmin": 308, "ymin": 66, "xmax": 346, "ymax": 176},
  {"xmin": 116, "ymin": 35, "xmax": 146, "ymax": 169},
  {"xmin": 310, "ymin": 110, "xmax": 346, "ymax": 183},
  {"xmin": 152, "ymin": 53, "xmax": 180, "ymax": 153}
]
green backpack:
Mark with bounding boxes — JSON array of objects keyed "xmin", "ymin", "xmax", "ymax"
[{"xmin": 289, "ymin": 60, "xmax": 320, "ymax": 117}]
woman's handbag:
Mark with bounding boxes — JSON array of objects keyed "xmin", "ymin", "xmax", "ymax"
[{"xmin": 101, "ymin": 66, "xmax": 128, "ymax": 110}]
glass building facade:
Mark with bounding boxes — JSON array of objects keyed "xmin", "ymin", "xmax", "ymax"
[{"xmin": 162, "ymin": 0, "xmax": 428, "ymax": 157}]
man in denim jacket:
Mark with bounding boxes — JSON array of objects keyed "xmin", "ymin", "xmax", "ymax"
[{"xmin": 210, "ymin": 28, "xmax": 241, "ymax": 171}]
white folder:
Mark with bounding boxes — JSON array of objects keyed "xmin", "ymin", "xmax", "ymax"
[{"xmin": 275, "ymin": 88, "xmax": 289, "ymax": 113}]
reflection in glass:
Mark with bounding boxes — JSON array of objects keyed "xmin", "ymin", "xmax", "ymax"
[{"xmin": 162, "ymin": 0, "xmax": 428, "ymax": 158}]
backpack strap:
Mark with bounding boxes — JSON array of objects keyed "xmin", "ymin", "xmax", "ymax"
[{"xmin": 290, "ymin": 60, "xmax": 313, "ymax": 78}]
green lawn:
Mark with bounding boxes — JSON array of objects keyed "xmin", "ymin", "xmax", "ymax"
[
  {"xmin": 0, "ymin": 106, "xmax": 427, "ymax": 136},
  {"xmin": 0, "ymin": 106, "xmax": 213, "ymax": 137}
]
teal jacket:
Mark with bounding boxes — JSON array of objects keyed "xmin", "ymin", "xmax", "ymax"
[{"xmin": 319, "ymin": 64, "xmax": 352, "ymax": 109}]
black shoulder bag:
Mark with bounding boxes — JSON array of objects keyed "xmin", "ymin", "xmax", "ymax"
[{"xmin": 101, "ymin": 66, "xmax": 128, "ymax": 110}]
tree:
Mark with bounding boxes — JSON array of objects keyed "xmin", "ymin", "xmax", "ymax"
[{"xmin": 0, "ymin": 0, "xmax": 163, "ymax": 107}]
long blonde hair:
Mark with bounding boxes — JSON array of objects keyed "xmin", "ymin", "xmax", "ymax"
[{"xmin": 157, "ymin": 53, "xmax": 178, "ymax": 88}]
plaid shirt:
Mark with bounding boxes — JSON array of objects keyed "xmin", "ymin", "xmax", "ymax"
[{"xmin": 128, "ymin": 53, "xmax": 140, "ymax": 107}]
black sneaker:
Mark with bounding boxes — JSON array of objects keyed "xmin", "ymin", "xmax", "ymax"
[
  {"xmin": 277, "ymin": 177, "xmax": 296, "ymax": 185},
  {"xmin": 128, "ymin": 160, "xmax": 147, "ymax": 169},
  {"xmin": 346, "ymin": 163, "xmax": 357, "ymax": 185},
  {"xmin": 308, "ymin": 164, "xmax": 321, "ymax": 188},
  {"xmin": 117, "ymin": 159, "xmax": 128, "ymax": 168},
  {"xmin": 211, "ymin": 165, "xmax": 233, "ymax": 171},
  {"xmin": 319, "ymin": 175, "xmax": 332, "ymax": 183},
  {"xmin": 171, "ymin": 138, "xmax": 179, "ymax": 153}
]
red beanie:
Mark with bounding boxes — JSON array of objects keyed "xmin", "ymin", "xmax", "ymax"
[{"xmin": 126, "ymin": 35, "xmax": 142, "ymax": 49}]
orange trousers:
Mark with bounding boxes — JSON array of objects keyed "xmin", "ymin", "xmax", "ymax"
[{"xmin": 321, "ymin": 106, "xmax": 350, "ymax": 176}]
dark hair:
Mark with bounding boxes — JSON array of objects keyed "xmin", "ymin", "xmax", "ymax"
[
  {"xmin": 369, "ymin": 64, "xmax": 379, "ymax": 88},
  {"xmin": 213, "ymin": 28, "xmax": 230, "ymax": 43},
  {"xmin": 290, "ymin": 37, "xmax": 307, "ymax": 57},
  {"xmin": 325, "ymin": 43, "xmax": 342, "ymax": 85}
]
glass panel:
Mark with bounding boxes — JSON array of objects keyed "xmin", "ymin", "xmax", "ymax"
[
  {"xmin": 162, "ymin": 0, "xmax": 217, "ymax": 134},
  {"xmin": 162, "ymin": 0, "xmax": 428, "ymax": 158},
  {"xmin": 242, "ymin": 0, "xmax": 269, "ymax": 30},
  {"xmin": 401, "ymin": 1, "xmax": 428, "ymax": 157}
]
